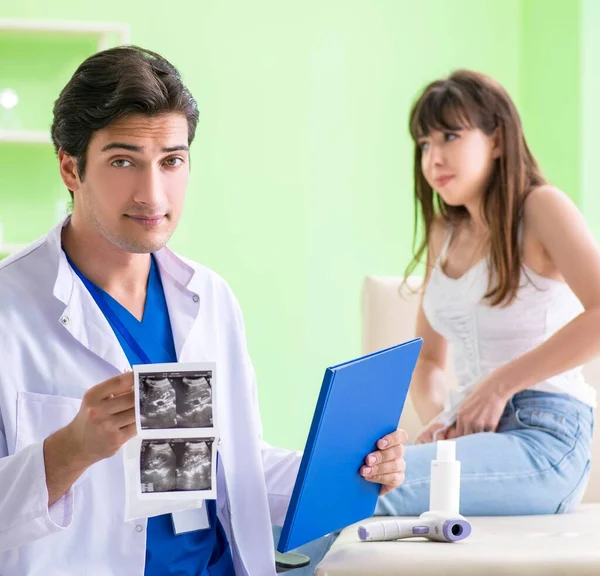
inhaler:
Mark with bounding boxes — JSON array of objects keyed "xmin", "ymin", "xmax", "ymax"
[
  {"xmin": 358, "ymin": 440, "xmax": 472, "ymax": 543},
  {"xmin": 429, "ymin": 439, "xmax": 461, "ymax": 514}
]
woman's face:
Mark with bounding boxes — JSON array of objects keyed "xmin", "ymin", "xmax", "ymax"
[{"xmin": 417, "ymin": 127, "xmax": 500, "ymax": 207}]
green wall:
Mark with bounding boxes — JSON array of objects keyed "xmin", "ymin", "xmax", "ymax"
[
  {"xmin": 518, "ymin": 0, "xmax": 600, "ymax": 231},
  {"xmin": 581, "ymin": 0, "xmax": 600, "ymax": 241},
  {"xmin": 2, "ymin": 1, "xmax": 588, "ymax": 450},
  {"xmin": 519, "ymin": 0, "xmax": 581, "ymax": 204}
]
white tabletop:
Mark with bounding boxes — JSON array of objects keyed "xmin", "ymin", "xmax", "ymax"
[{"xmin": 316, "ymin": 504, "xmax": 600, "ymax": 576}]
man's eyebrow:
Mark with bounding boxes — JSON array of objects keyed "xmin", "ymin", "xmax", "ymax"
[
  {"xmin": 162, "ymin": 145, "xmax": 189, "ymax": 153},
  {"xmin": 100, "ymin": 143, "xmax": 190, "ymax": 153}
]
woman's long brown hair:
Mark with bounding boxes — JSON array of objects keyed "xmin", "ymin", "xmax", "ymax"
[{"xmin": 404, "ymin": 70, "xmax": 546, "ymax": 306}]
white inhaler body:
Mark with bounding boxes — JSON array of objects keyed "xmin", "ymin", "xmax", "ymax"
[{"xmin": 429, "ymin": 440, "xmax": 460, "ymax": 515}]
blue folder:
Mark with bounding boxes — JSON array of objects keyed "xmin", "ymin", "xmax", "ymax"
[{"xmin": 277, "ymin": 338, "xmax": 423, "ymax": 552}]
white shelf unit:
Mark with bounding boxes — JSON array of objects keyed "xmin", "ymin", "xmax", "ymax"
[
  {"xmin": 0, "ymin": 18, "xmax": 130, "ymax": 50},
  {"xmin": 0, "ymin": 19, "xmax": 131, "ymax": 147},
  {"xmin": 0, "ymin": 19, "xmax": 130, "ymax": 249},
  {"xmin": 0, "ymin": 243, "xmax": 27, "ymax": 256},
  {"xmin": 0, "ymin": 130, "xmax": 52, "ymax": 144}
]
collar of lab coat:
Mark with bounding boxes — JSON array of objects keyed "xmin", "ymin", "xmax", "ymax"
[{"xmin": 48, "ymin": 217, "xmax": 201, "ymax": 371}]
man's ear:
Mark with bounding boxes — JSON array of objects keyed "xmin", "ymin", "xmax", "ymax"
[
  {"xmin": 491, "ymin": 126, "xmax": 503, "ymax": 159},
  {"xmin": 58, "ymin": 149, "xmax": 81, "ymax": 194}
]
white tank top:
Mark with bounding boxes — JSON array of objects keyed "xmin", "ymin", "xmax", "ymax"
[{"xmin": 422, "ymin": 230, "xmax": 597, "ymax": 417}]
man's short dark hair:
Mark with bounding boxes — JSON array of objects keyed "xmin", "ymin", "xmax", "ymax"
[{"xmin": 51, "ymin": 46, "xmax": 199, "ymax": 193}]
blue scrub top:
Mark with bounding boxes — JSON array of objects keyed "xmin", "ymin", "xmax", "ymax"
[{"xmin": 66, "ymin": 252, "xmax": 234, "ymax": 576}]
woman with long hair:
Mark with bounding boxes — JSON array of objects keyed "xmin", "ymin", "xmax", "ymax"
[
  {"xmin": 278, "ymin": 70, "xmax": 600, "ymax": 575},
  {"xmin": 373, "ymin": 69, "xmax": 600, "ymax": 517}
]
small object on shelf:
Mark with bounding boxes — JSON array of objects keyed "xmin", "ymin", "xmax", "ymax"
[
  {"xmin": 0, "ymin": 89, "xmax": 18, "ymax": 110},
  {"xmin": 0, "ymin": 87, "xmax": 21, "ymax": 132}
]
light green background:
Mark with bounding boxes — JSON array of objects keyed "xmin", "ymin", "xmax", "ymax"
[{"xmin": 0, "ymin": 1, "xmax": 595, "ymax": 449}]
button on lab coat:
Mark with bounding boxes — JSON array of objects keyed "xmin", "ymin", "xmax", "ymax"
[{"xmin": 0, "ymin": 220, "xmax": 301, "ymax": 575}]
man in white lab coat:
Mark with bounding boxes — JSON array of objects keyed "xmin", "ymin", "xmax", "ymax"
[{"xmin": 0, "ymin": 46, "xmax": 407, "ymax": 576}]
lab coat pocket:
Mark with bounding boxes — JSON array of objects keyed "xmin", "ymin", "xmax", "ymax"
[{"xmin": 15, "ymin": 390, "xmax": 88, "ymax": 486}]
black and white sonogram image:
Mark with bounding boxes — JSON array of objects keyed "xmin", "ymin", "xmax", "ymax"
[
  {"xmin": 140, "ymin": 439, "xmax": 213, "ymax": 494},
  {"xmin": 138, "ymin": 370, "xmax": 213, "ymax": 430}
]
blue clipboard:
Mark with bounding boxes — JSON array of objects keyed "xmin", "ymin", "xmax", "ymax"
[{"xmin": 277, "ymin": 338, "xmax": 423, "ymax": 552}]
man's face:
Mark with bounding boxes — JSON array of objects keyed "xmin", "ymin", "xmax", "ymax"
[{"xmin": 69, "ymin": 113, "xmax": 190, "ymax": 253}]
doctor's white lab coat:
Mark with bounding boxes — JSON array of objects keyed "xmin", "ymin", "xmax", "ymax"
[{"xmin": 0, "ymin": 220, "xmax": 301, "ymax": 575}]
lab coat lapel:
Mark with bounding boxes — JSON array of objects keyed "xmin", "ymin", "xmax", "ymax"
[
  {"xmin": 154, "ymin": 249, "xmax": 201, "ymax": 361},
  {"xmin": 50, "ymin": 223, "xmax": 130, "ymax": 374}
]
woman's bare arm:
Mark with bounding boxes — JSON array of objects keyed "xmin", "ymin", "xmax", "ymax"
[{"xmin": 409, "ymin": 217, "xmax": 450, "ymax": 424}]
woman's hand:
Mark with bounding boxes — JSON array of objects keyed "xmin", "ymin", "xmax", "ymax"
[
  {"xmin": 416, "ymin": 421, "xmax": 466, "ymax": 442},
  {"xmin": 415, "ymin": 418, "xmax": 449, "ymax": 444},
  {"xmin": 455, "ymin": 373, "xmax": 511, "ymax": 437}
]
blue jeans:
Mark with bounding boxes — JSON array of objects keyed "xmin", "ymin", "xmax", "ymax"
[{"xmin": 276, "ymin": 390, "xmax": 594, "ymax": 574}]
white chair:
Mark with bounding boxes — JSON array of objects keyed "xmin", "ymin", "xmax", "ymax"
[{"xmin": 315, "ymin": 276, "xmax": 600, "ymax": 575}]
